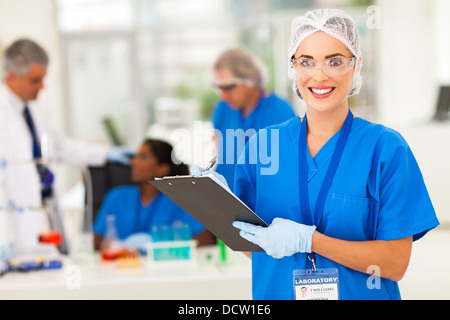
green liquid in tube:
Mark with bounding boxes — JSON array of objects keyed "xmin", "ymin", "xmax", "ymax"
[{"xmin": 218, "ymin": 239, "xmax": 227, "ymax": 263}]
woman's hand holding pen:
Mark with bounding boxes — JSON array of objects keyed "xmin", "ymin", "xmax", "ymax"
[{"xmin": 190, "ymin": 157, "xmax": 229, "ymax": 190}]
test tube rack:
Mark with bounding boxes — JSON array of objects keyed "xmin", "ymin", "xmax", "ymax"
[{"xmin": 146, "ymin": 240, "xmax": 197, "ymax": 267}]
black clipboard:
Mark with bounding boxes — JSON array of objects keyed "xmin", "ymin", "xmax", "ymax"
[{"xmin": 148, "ymin": 175, "xmax": 268, "ymax": 251}]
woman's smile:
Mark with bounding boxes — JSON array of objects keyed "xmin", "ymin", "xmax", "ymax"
[{"xmin": 308, "ymin": 86, "xmax": 336, "ymax": 99}]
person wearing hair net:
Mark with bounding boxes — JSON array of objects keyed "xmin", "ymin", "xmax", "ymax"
[
  {"xmin": 199, "ymin": 48, "xmax": 295, "ymax": 191},
  {"xmin": 0, "ymin": 39, "xmax": 133, "ymax": 254},
  {"xmin": 193, "ymin": 9, "xmax": 439, "ymax": 300}
]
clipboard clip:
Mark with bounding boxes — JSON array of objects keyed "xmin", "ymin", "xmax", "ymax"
[{"xmin": 159, "ymin": 175, "xmax": 196, "ymax": 180}]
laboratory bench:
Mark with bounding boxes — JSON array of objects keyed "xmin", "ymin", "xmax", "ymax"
[{"xmin": 0, "ymin": 245, "xmax": 252, "ymax": 300}]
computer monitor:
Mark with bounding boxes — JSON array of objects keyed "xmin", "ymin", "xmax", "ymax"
[
  {"xmin": 84, "ymin": 162, "xmax": 132, "ymax": 230},
  {"xmin": 434, "ymin": 86, "xmax": 450, "ymax": 121}
]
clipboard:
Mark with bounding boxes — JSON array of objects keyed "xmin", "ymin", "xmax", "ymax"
[{"xmin": 148, "ymin": 175, "xmax": 268, "ymax": 252}]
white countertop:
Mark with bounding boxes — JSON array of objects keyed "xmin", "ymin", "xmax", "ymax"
[{"xmin": 0, "ymin": 246, "xmax": 252, "ymax": 300}]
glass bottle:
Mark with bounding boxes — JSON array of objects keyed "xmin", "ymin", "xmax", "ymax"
[{"xmin": 100, "ymin": 215, "xmax": 123, "ymax": 261}]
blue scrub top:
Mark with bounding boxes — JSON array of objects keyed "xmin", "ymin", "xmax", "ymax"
[
  {"xmin": 212, "ymin": 92, "xmax": 295, "ymax": 191},
  {"xmin": 234, "ymin": 116, "xmax": 440, "ymax": 300},
  {"xmin": 93, "ymin": 185, "xmax": 205, "ymax": 240}
]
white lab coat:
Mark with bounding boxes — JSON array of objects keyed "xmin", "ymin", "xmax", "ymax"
[{"xmin": 0, "ymin": 82, "xmax": 109, "ymax": 255}]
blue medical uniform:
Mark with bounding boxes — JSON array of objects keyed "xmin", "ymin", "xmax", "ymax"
[
  {"xmin": 212, "ymin": 92, "xmax": 295, "ymax": 191},
  {"xmin": 234, "ymin": 115, "xmax": 440, "ymax": 300},
  {"xmin": 93, "ymin": 185, "xmax": 205, "ymax": 239}
]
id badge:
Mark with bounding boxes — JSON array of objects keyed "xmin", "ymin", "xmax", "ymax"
[{"xmin": 294, "ymin": 268, "xmax": 339, "ymax": 300}]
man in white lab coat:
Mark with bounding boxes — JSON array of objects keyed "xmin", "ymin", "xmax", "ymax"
[{"xmin": 0, "ymin": 39, "xmax": 131, "ymax": 256}]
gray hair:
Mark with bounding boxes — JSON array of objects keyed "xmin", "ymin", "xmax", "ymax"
[
  {"xmin": 213, "ymin": 48, "xmax": 268, "ymax": 89},
  {"xmin": 4, "ymin": 39, "xmax": 49, "ymax": 75}
]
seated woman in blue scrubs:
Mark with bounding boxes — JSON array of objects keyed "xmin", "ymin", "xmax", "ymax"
[
  {"xmin": 93, "ymin": 139, "xmax": 214, "ymax": 251},
  {"xmin": 194, "ymin": 9, "xmax": 439, "ymax": 300}
]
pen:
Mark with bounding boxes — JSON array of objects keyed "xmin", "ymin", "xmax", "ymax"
[{"xmin": 205, "ymin": 156, "xmax": 217, "ymax": 171}]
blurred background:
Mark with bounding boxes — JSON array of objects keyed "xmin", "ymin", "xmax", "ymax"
[
  {"xmin": 2, "ymin": 0, "xmax": 448, "ymax": 219},
  {"xmin": 0, "ymin": 0, "xmax": 450, "ymax": 299}
]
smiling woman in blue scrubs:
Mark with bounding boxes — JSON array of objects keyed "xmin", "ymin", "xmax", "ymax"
[
  {"xmin": 93, "ymin": 139, "xmax": 212, "ymax": 251},
  {"xmin": 229, "ymin": 9, "xmax": 440, "ymax": 300}
]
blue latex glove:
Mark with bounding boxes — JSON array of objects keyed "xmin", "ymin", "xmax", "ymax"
[
  {"xmin": 232, "ymin": 218, "xmax": 317, "ymax": 259},
  {"xmin": 106, "ymin": 146, "xmax": 135, "ymax": 165},
  {"xmin": 123, "ymin": 232, "xmax": 152, "ymax": 254},
  {"xmin": 190, "ymin": 165, "xmax": 229, "ymax": 190}
]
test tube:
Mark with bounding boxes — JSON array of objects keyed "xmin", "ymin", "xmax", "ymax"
[
  {"xmin": 173, "ymin": 221, "xmax": 191, "ymax": 260},
  {"xmin": 172, "ymin": 222, "xmax": 183, "ymax": 260},
  {"xmin": 151, "ymin": 226, "xmax": 160, "ymax": 261},
  {"xmin": 159, "ymin": 225, "xmax": 174, "ymax": 260},
  {"xmin": 173, "ymin": 221, "xmax": 191, "ymax": 241}
]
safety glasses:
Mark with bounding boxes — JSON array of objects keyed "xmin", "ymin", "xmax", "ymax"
[
  {"xmin": 216, "ymin": 83, "xmax": 238, "ymax": 92},
  {"xmin": 212, "ymin": 78, "xmax": 255, "ymax": 92},
  {"xmin": 290, "ymin": 56, "xmax": 356, "ymax": 78}
]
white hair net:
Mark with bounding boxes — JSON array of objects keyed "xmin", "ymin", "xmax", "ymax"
[
  {"xmin": 213, "ymin": 48, "xmax": 269, "ymax": 89},
  {"xmin": 287, "ymin": 9, "xmax": 362, "ymax": 99}
]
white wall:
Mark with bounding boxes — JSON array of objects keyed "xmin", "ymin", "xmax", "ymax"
[
  {"xmin": 1, "ymin": 1, "xmax": 447, "ymax": 135},
  {"xmin": 0, "ymin": 0, "xmax": 65, "ymax": 133},
  {"xmin": 375, "ymin": 0, "xmax": 437, "ymax": 125},
  {"xmin": 374, "ymin": 0, "xmax": 450, "ymax": 224},
  {"xmin": 433, "ymin": 0, "xmax": 450, "ymax": 85}
]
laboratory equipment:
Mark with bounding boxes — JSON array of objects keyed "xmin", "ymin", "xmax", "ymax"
[
  {"xmin": 116, "ymin": 247, "xmax": 140, "ymax": 269},
  {"xmin": 217, "ymin": 240, "xmax": 227, "ymax": 264},
  {"xmin": 0, "ymin": 208, "xmax": 14, "ymax": 263},
  {"xmin": 38, "ymin": 231, "xmax": 62, "ymax": 246},
  {"xmin": 147, "ymin": 222, "xmax": 197, "ymax": 265},
  {"xmin": 0, "ymin": 261, "xmax": 8, "ymax": 277},
  {"xmin": 41, "ymin": 198, "xmax": 67, "ymax": 254},
  {"xmin": 100, "ymin": 215, "xmax": 124, "ymax": 261},
  {"xmin": 0, "ymin": 142, "xmax": 14, "ymax": 264},
  {"xmin": 0, "ymin": 140, "xmax": 68, "ymax": 257},
  {"xmin": 0, "ymin": 257, "xmax": 62, "ymax": 275}
]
